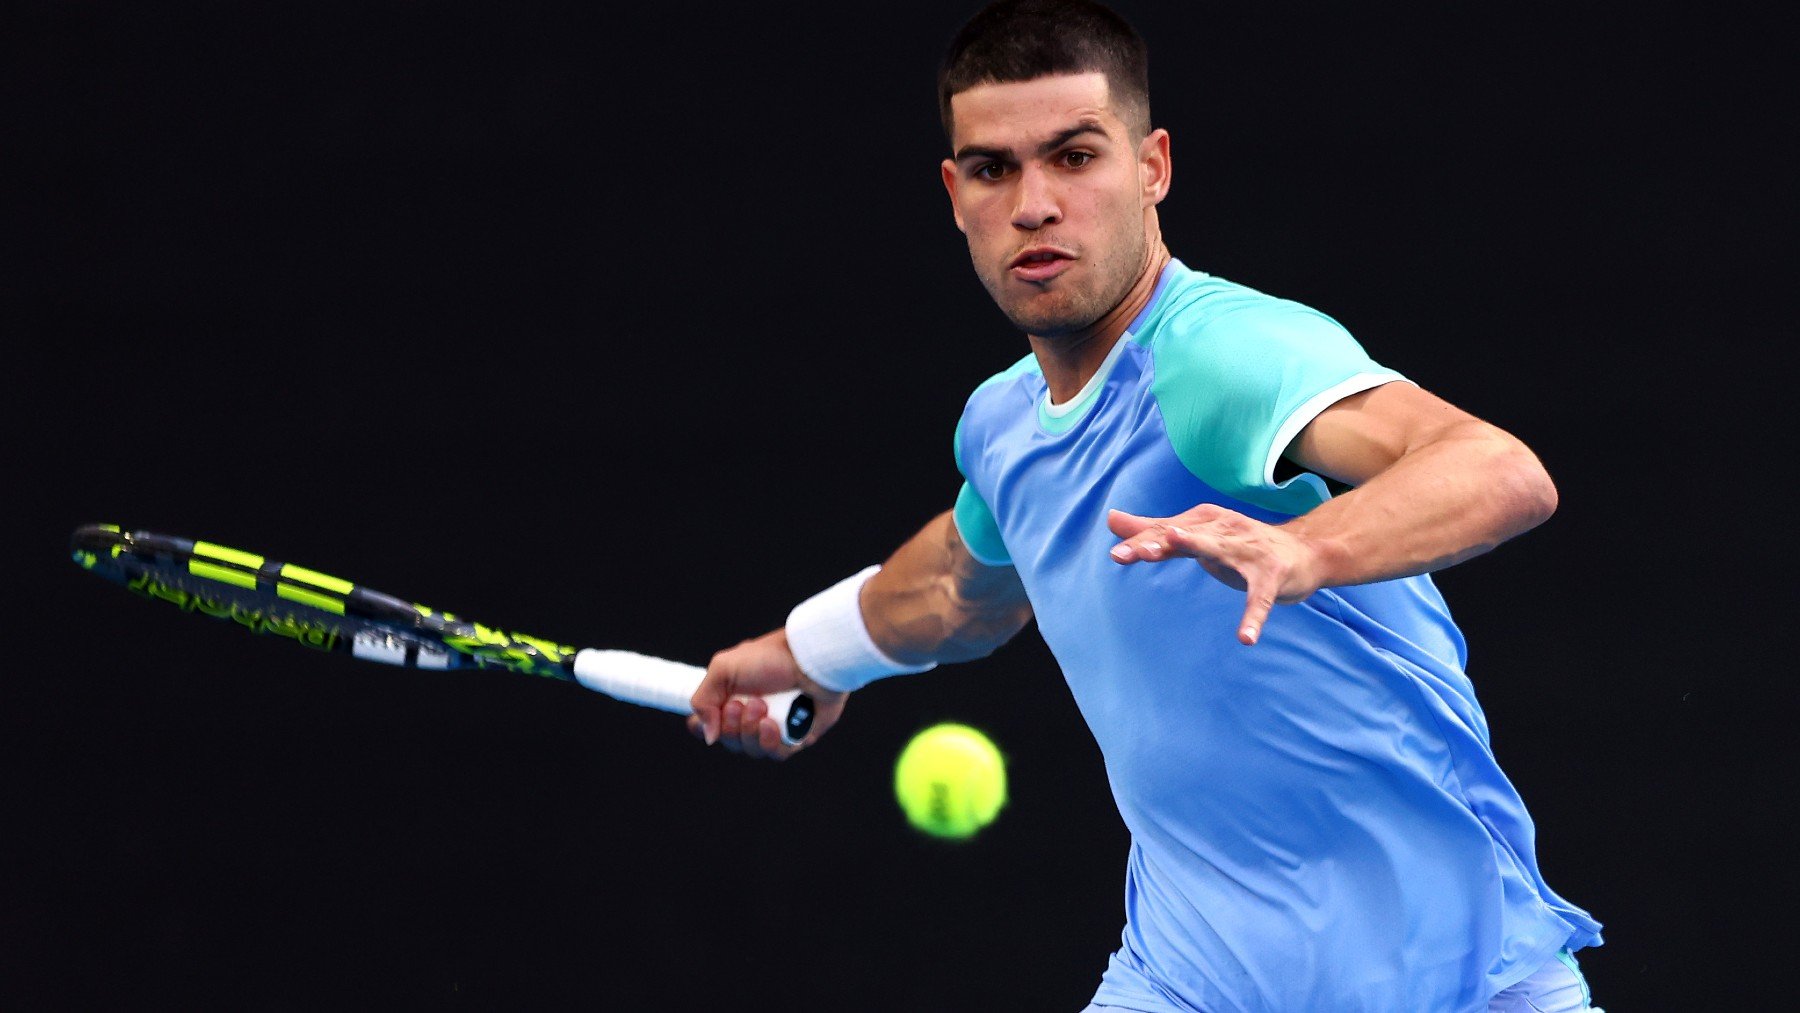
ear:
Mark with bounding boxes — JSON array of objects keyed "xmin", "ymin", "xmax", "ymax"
[
  {"xmin": 940, "ymin": 159, "xmax": 968, "ymax": 233},
  {"xmin": 1138, "ymin": 128, "xmax": 1172, "ymax": 208}
]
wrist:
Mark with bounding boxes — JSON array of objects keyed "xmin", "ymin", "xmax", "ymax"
[
  {"xmin": 764, "ymin": 628, "xmax": 846, "ymax": 701},
  {"xmin": 785, "ymin": 565, "xmax": 937, "ymax": 693},
  {"xmin": 1283, "ymin": 514, "xmax": 1353, "ymax": 590}
]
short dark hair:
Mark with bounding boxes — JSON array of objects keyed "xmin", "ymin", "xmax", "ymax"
[{"xmin": 938, "ymin": 0, "xmax": 1151, "ymax": 142}]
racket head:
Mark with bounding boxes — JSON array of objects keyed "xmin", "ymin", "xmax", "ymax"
[{"xmin": 69, "ymin": 524, "xmax": 579, "ymax": 681}]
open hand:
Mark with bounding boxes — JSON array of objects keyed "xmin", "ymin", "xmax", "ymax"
[{"xmin": 1106, "ymin": 505, "xmax": 1328, "ymax": 645}]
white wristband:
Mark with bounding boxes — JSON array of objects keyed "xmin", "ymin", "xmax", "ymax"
[{"xmin": 785, "ymin": 565, "xmax": 937, "ymax": 693}]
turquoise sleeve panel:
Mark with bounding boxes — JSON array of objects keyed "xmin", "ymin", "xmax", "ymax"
[
  {"xmin": 1149, "ymin": 303, "xmax": 1405, "ymax": 516},
  {"xmin": 952, "ymin": 413, "xmax": 1013, "ymax": 566},
  {"xmin": 953, "ymin": 482, "xmax": 1011, "ymax": 566}
]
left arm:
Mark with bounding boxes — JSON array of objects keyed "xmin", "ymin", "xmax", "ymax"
[{"xmin": 1108, "ymin": 381, "xmax": 1557, "ymax": 644}]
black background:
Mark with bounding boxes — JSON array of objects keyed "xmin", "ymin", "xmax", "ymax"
[{"xmin": 4, "ymin": 2, "xmax": 1788, "ymax": 1009}]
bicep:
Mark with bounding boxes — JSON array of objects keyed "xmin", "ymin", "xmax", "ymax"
[
  {"xmin": 1286, "ymin": 381, "xmax": 1490, "ymax": 487},
  {"xmin": 942, "ymin": 510, "xmax": 1030, "ymax": 617}
]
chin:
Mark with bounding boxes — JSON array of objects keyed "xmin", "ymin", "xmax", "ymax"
[
  {"xmin": 1004, "ymin": 308, "xmax": 1099, "ymax": 338},
  {"xmin": 1000, "ymin": 293, "xmax": 1099, "ymax": 337}
]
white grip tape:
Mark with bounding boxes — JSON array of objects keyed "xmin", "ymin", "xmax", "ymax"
[
  {"xmin": 571, "ymin": 648, "xmax": 805, "ymax": 744},
  {"xmin": 572, "ymin": 649, "xmax": 703, "ymax": 713}
]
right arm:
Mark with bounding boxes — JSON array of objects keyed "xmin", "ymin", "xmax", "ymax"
[
  {"xmin": 862, "ymin": 509, "xmax": 1032, "ymax": 666},
  {"xmin": 688, "ymin": 510, "xmax": 1031, "ymax": 759}
]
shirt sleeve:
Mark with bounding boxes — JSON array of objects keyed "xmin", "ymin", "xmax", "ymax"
[
  {"xmin": 1149, "ymin": 302, "xmax": 1406, "ymax": 517},
  {"xmin": 952, "ymin": 482, "xmax": 1011, "ymax": 566},
  {"xmin": 951, "ymin": 414, "xmax": 1012, "ymax": 566}
]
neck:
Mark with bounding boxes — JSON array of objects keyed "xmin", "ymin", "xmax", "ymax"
[{"xmin": 1029, "ymin": 237, "xmax": 1170, "ymax": 405}]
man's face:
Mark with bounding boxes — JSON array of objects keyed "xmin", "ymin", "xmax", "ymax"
[{"xmin": 941, "ymin": 72, "xmax": 1166, "ymax": 338}]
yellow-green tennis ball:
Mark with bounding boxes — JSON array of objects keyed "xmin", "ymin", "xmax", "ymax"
[{"xmin": 893, "ymin": 723, "xmax": 1007, "ymax": 839}]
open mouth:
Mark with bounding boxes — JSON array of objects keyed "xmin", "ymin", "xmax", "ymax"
[{"xmin": 1009, "ymin": 247, "xmax": 1074, "ymax": 282}]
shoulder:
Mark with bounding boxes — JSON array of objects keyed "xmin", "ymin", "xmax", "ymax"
[
  {"xmin": 1141, "ymin": 268, "xmax": 1404, "ymax": 515},
  {"xmin": 966, "ymin": 352, "xmax": 1041, "ymax": 403},
  {"xmin": 958, "ymin": 350, "xmax": 1042, "ymax": 426},
  {"xmin": 954, "ymin": 351, "xmax": 1040, "ymax": 469},
  {"xmin": 1145, "ymin": 271, "xmax": 1366, "ymax": 382}
]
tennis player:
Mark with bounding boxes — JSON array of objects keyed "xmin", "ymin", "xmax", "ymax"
[{"xmin": 689, "ymin": 2, "xmax": 1603, "ymax": 1009}]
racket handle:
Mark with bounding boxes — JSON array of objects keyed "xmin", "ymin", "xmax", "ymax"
[{"xmin": 571, "ymin": 649, "xmax": 814, "ymax": 746}]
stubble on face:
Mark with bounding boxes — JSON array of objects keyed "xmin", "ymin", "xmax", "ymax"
[
  {"xmin": 975, "ymin": 209, "xmax": 1147, "ymax": 340},
  {"xmin": 947, "ymin": 74, "xmax": 1151, "ymax": 342}
]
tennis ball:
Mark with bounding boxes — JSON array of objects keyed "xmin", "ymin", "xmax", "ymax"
[{"xmin": 893, "ymin": 723, "xmax": 1007, "ymax": 839}]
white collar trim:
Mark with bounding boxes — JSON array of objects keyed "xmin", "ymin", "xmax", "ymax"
[{"xmin": 1043, "ymin": 334, "xmax": 1132, "ymax": 418}]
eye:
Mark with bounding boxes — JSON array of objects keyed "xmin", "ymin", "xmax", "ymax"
[
  {"xmin": 974, "ymin": 162, "xmax": 1008, "ymax": 182},
  {"xmin": 1064, "ymin": 150, "xmax": 1094, "ymax": 168}
]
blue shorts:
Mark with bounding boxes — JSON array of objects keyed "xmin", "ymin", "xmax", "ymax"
[{"xmin": 1078, "ymin": 949, "xmax": 1601, "ymax": 1012}]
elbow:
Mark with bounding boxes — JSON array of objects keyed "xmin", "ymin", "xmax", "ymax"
[
  {"xmin": 1532, "ymin": 469, "xmax": 1559, "ymax": 526},
  {"xmin": 1502, "ymin": 441, "xmax": 1558, "ymax": 534},
  {"xmin": 938, "ymin": 595, "xmax": 1033, "ymax": 664}
]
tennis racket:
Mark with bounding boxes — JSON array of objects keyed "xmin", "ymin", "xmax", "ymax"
[{"xmin": 68, "ymin": 524, "xmax": 814, "ymax": 745}]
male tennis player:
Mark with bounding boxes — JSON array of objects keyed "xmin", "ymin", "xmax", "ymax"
[{"xmin": 689, "ymin": 2, "xmax": 1603, "ymax": 1009}]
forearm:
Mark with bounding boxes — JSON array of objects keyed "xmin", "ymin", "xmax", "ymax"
[
  {"xmin": 861, "ymin": 511, "xmax": 1032, "ymax": 666},
  {"xmin": 1286, "ymin": 422, "xmax": 1557, "ymax": 587}
]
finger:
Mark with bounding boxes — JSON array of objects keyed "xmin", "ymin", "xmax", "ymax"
[
  {"xmin": 694, "ymin": 706, "xmax": 720, "ymax": 746},
  {"xmin": 718, "ymin": 697, "xmax": 745, "ymax": 755},
  {"xmin": 1106, "ymin": 508, "xmax": 1157, "ymax": 539},
  {"xmin": 1112, "ymin": 522, "xmax": 1188, "ymax": 564},
  {"xmin": 685, "ymin": 714, "xmax": 707, "ymax": 742},
  {"xmin": 1108, "ymin": 510, "xmax": 1174, "ymax": 562},
  {"xmin": 734, "ymin": 697, "xmax": 768, "ymax": 756},
  {"xmin": 719, "ymin": 698, "xmax": 745, "ymax": 748},
  {"xmin": 756, "ymin": 713, "xmax": 790, "ymax": 759},
  {"xmin": 1109, "ymin": 517, "xmax": 1161, "ymax": 563},
  {"xmin": 691, "ymin": 660, "xmax": 734, "ymax": 746},
  {"xmin": 1237, "ymin": 576, "xmax": 1278, "ymax": 646}
]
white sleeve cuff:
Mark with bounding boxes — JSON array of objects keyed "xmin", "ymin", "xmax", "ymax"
[{"xmin": 785, "ymin": 565, "xmax": 937, "ymax": 693}]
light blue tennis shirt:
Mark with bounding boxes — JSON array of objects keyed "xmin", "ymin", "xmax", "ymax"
[{"xmin": 952, "ymin": 260, "xmax": 1602, "ymax": 1012}]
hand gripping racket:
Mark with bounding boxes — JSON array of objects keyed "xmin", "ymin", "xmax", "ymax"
[{"xmin": 69, "ymin": 524, "xmax": 814, "ymax": 745}]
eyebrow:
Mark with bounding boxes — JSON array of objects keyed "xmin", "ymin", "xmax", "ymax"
[{"xmin": 953, "ymin": 121, "xmax": 1110, "ymax": 164}]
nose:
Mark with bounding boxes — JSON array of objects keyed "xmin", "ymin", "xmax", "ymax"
[{"xmin": 1011, "ymin": 164, "xmax": 1061, "ymax": 231}]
